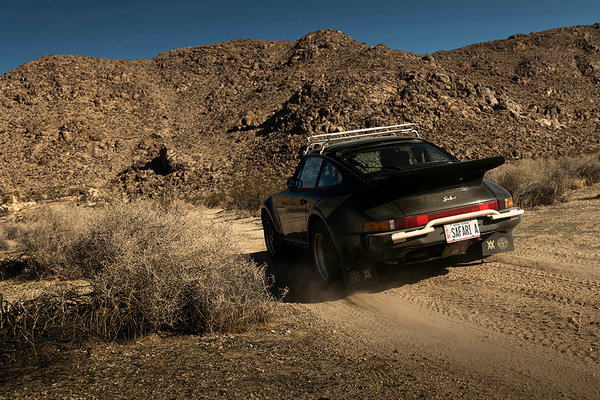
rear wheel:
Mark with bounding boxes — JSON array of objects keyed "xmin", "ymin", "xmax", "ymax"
[
  {"xmin": 311, "ymin": 221, "xmax": 342, "ymax": 282},
  {"xmin": 262, "ymin": 214, "xmax": 284, "ymax": 259}
]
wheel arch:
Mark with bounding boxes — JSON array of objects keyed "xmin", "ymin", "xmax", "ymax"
[
  {"xmin": 307, "ymin": 212, "xmax": 339, "ymax": 252},
  {"xmin": 261, "ymin": 196, "xmax": 283, "ymax": 235}
]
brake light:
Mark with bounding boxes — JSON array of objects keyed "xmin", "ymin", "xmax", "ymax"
[
  {"xmin": 404, "ymin": 214, "xmax": 429, "ymax": 228},
  {"xmin": 405, "ymin": 200, "xmax": 499, "ymax": 228},
  {"xmin": 363, "ymin": 200, "xmax": 499, "ymax": 232}
]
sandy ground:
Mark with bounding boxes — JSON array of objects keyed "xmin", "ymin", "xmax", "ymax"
[
  {"xmin": 214, "ymin": 184, "xmax": 600, "ymax": 398},
  {"xmin": 1, "ymin": 184, "xmax": 599, "ymax": 399}
]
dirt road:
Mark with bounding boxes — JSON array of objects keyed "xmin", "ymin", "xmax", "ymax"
[
  {"xmin": 215, "ymin": 184, "xmax": 600, "ymax": 398},
  {"xmin": 2, "ymin": 186, "xmax": 598, "ymax": 399}
]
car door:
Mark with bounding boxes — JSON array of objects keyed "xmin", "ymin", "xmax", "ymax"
[{"xmin": 278, "ymin": 156, "xmax": 323, "ymax": 244}]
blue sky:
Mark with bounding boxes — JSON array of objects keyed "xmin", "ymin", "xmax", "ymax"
[{"xmin": 1, "ymin": 0, "xmax": 599, "ymax": 75}]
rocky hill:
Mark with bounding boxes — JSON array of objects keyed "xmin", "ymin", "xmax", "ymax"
[{"xmin": 1, "ymin": 24, "xmax": 600, "ymax": 201}]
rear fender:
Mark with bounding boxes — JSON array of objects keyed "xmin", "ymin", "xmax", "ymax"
[
  {"xmin": 307, "ymin": 212, "xmax": 332, "ymax": 245},
  {"xmin": 308, "ymin": 206, "xmax": 365, "ymax": 256},
  {"xmin": 483, "ymin": 179, "xmax": 511, "ymax": 200},
  {"xmin": 309, "ymin": 208, "xmax": 380, "ymax": 287}
]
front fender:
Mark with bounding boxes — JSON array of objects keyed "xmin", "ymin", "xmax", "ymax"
[{"xmin": 261, "ymin": 195, "xmax": 283, "ymax": 235}]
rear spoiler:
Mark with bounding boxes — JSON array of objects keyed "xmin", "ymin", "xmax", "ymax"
[{"xmin": 366, "ymin": 156, "xmax": 505, "ymax": 189}]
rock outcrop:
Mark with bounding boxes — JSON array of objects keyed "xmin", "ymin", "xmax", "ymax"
[{"xmin": 1, "ymin": 25, "xmax": 600, "ymax": 200}]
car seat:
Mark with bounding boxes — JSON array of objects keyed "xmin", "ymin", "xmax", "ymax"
[{"xmin": 380, "ymin": 148, "xmax": 411, "ymax": 169}]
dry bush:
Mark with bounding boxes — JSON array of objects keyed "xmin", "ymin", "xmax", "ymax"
[
  {"xmin": 204, "ymin": 175, "xmax": 283, "ymax": 215},
  {"xmin": 226, "ymin": 175, "xmax": 283, "ymax": 214},
  {"xmin": 575, "ymin": 159, "xmax": 600, "ymax": 185},
  {"xmin": 3, "ymin": 223, "xmax": 23, "ymax": 241},
  {"xmin": 0, "ymin": 187, "xmax": 11, "ymax": 206},
  {"xmin": 17, "ymin": 205, "xmax": 90, "ymax": 278},
  {"xmin": 0, "ymin": 225, "xmax": 9, "ymax": 251},
  {"xmin": 84, "ymin": 203, "xmax": 272, "ymax": 336},
  {"xmin": 0, "ymin": 237, "xmax": 8, "ymax": 252},
  {"xmin": 1, "ymin": 201, "xmax": 273, "ymax": 351},
  {"xmin": 0, "ymin": 223, "xmax": 26, "ymax": 278},
  {"xmin": 202, "ymin": 192, "xmax": 227, "ymax": 208},
  {"xmin": 486, "ymin": 153, "xmax": 600, "ymax": 208},
  {"xmin": 1, "ymin": 285, "xmax": 94, "ymax": 348}
]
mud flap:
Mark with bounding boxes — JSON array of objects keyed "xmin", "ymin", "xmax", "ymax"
[
  {"xmin": 481, "ymin": 232, "xmax": 514, "ymax": 256},
  {"xmin": 340, "ymin": 254, "xmax": 378, "ymax": 289}
]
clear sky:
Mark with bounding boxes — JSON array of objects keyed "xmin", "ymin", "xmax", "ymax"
[{"xmin": 1, "ymin": 0, "xmax": 599, "ymax": 75}]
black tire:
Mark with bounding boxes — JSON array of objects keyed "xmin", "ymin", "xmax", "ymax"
[
  {"xmin": 310, "ymin": 221, "xmax": 342, "ymax": 282},
  {"xmin": 262, "ymin": 214, "xmax": 284, "ymax": 259}
]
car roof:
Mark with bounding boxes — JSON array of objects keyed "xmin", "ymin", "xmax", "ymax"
[{"xmin": 307, "ymin": 136, "xmax": 427, "ymax": 156}]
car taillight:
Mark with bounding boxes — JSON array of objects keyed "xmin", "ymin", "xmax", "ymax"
[
  {"xmin": 363, "ymin": 200, "xmax": 499, "ymax": 232},
  {"xmin": 404, "ymin": 200, "xmax": 499, "ymax": 228},
  {"xmin": 403, "ymin": 214, "xmax": 429, "ymax": 228},
  {"xmin": 363, "ymin": 218, "xmax": 405, "ymax": 233},
  {"xmin": 498, "ymin": 197, "xmax": 513, "ymax": 209}
]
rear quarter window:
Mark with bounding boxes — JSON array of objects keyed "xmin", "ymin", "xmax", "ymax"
[{"xmin": 317, "ymin": 161, "xmax": 343, "ymax": 187}]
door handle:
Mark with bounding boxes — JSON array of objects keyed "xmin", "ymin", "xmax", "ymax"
[{"xmin": 300, "ymin": 199, "xmax": 307, "ymax": 206}]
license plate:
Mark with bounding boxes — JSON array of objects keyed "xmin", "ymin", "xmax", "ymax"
[{"xmin": 444, "ymin": 219, "xmax": 480, "ymax": 243}]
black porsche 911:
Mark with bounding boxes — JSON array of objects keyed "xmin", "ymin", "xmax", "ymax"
[{"xmin": 260, "ymin": 124, "xmax": 524, "ymax": 287}]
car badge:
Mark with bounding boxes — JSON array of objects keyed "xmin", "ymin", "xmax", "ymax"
[{"xmin": 442, "ymin": 195, "xmax": 457, "ymax": 203}]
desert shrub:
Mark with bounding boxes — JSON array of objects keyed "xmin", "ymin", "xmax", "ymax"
[
  {"xmin": 486, "ymin": 153, "xmax": 600, "ymax": 208},
  {"xmin": 3, "ymin": 223, "xmax": 23, "ymax": 240},
  {"xmin": 1, "ymin": 285, "xmax": 94, "ymax": 347},
  {"xmin": 0, "ymin": 186, "xmax": 11, "ymax": 206},
  {"xmin": 1, "ymin": 201, "xmax": 273, "ymax": 350},
  {"xmin": 17, "ymin": 205, "xmax": 90, "ymax": 278},
  {"xmin": 516, "ymin": 181, "xmax": 565, "ymax": 208},
  {"xmin": 82, "ymin": 203, "xmax": 272, "ymax": 336},
  {"xmin": 0, "ymin": 257, "xmax": 25, "ymax": 280},
  {"xmin": 226, "ymin": 175, "xmax": 283, "ymax": 213},
  {"xmin": 0, "ymin": 237, "xmax": 8, "ymax": 252},
  {"xmin": 203, "ymin": 192, "xmax": 227, "ymax": 208},
  {"xmin": 575, "ymin": 157, "xmax": 600, "ymax": 185},
  {"xmin": 204, "ymin": 174, "xmax": 283, "ymax": 215}
]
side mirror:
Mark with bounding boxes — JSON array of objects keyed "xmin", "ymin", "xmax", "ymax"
[
  {"xmin": 287, "ymin": 177, "xmax": 302, "ymax": 191},
  {"xmin": 286, "ymin": 177, "xmax": 295, "ymax": 190}
]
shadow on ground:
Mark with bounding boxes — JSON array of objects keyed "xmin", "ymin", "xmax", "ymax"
[{"xmin": 250, "ymin": 250, "xmax": 485, "ymax": 304}]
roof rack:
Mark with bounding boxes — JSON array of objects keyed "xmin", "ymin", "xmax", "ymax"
[{"xmin": 305, "ymin": 123, "xmax": 419, "ymax": 155}]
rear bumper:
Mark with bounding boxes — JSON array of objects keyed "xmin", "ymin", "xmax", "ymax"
[
  {"xmin": 329, "ymin": 207, "xmax": 523, "ymax": 288},
  {"xmin": 365, "ymin": 208, "xmax": 523, "ymax": 255},
  {"xmin": 391, "ymin": 208, "xmax": 523, "ymax": 243}
]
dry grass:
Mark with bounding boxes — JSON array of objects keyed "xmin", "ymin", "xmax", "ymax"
[
  {"xmin": 0, "ymin": 201, "xmax": 273, "ymax": 353},
  {"xmin": 486, "ymin": 152, "xmax": 600, "ymax": 208}
]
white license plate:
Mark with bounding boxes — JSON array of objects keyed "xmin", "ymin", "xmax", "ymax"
[{"xmin": 444, "ymin": 219, "xmax": 480, "ymax": 243}]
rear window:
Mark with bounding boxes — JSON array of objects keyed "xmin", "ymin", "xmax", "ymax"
[{"xmin": 342, "ymin": 143, "xmax": 455, "ymax": 175}]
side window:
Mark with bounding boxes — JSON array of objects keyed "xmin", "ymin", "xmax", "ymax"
[
  {"xmin": 412, "ymin": 143, "xmax": 455, "ymax": 164},
  {"xmin": 298, "ymin": 156, "xmax": 323, "ymax": 189},
  {"xmin": 317, "ymin": 161, "xmax": 343, "ymax": 187},
  {"xmin": 425, "ymin": 146, "xmax": 453, "ymax": 162}
]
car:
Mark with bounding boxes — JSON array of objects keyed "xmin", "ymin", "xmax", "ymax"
[{"xmin": 260, "ymin": 124, "xmax": 524, "ymax": 287}]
